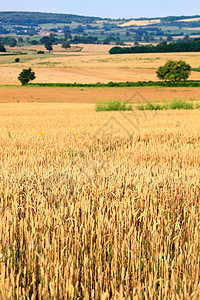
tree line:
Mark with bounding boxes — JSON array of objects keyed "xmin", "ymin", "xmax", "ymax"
[
  {"xmin": 109, "ymin": 39, "xmax": 200, "ymax": 54},
  {"xmin": 0, "ymin": 12, "xmax": 102, "ymax": 26}
]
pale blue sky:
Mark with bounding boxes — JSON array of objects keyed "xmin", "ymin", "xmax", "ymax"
[{"xmin": 1, "ymin": 0, "xmax": 199, "ymax": 19}]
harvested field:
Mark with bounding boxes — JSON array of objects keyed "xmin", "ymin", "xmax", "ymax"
[
  {"xmin": 1, "ymin": 103, "xmax": 200, "ymax": 298},
  {"xmin": 120, "ymin": 19, "xmax": 161, "ymax": 27},
  {"xmin": 1, "ymin": 46, "xmax": 200, "ymax": 85},
  {"xmin": 176, "ymin": 17, "xmax": 200, "ymax": 22},
  {"xmin": 0, "ymin": 86, "xmax": 200, "ymax": 104}
]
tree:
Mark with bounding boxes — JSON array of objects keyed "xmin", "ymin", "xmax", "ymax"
[
  {"xmin": 156, "ymin": 60, "xmax": 191, "ymax": 82},
  {"xmin": 183, "ymin": 34, "xmax": 190, "ymax": 41},
  {"xmin": 49, "ymin": 33, "xmax": 56, "ymax": 43},
  {"xmin": 64, "ymin": 33, "xmax": 72, "ymax": 40},
  {"xmin": 143, "ymin": 34, "xmax": 150, "ymax": 42},
  {"xmin": 40, "ymin": 36, "xmax": 50, "ymax": 44},
  {"xmin": 9, "ymin": 38, "xmax": 17, "ymax": 47},
  {"xmin": 18, "ymin": 37, "xmax": 23, "ymax": 43},
  {"xmin": 31, "ymin": 40, "xmax": 38, "ymax": 45},
  {"xmin": 0, "ymin": 43, "xmax": 6, "ymax": 52},
  {"xmin": 18, "ymin": 68, "xmax": 36, "ymax": 85},
  {"xmin": 73, "ymin": 25, "xmax": 84, "ymax": 34},
  {"xmin": 62, "ymin": 41, "xmax": 71, "ymax": 49},
  {"xmin": 167, "ymin": 36, "xmax": 173, "ymax": 42},
  {"xmin": 63, "ymin": 26, "xmax": 71, "ymax": 34},
  {"xmin": 45, "ymin": 41, "xmax": 53, "ymax": 51}
]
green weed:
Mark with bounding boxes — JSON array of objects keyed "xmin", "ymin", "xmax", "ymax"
[
  {"xmin": 137, "ymin": 99, "xmax": 198, "ymax": 111},
  {"xmin": 95, "ymin": 99, "xmax": 132, "ymax": 111}
]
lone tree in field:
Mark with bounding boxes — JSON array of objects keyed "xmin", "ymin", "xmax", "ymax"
[
  {"xmin": 0, "ymin": 43, "xmax": 6, "ymax": 52},
  {"xmin": 45, "ymin": 41, "xmax": 53, "ymax": 51},
  {"xmin": 157, "ymin": 60, "xmax": 191, "ymax": 82},
  {"xmin": 18, "ymin": 68, "xmax": 36, "ymax": 85},
  {"xmin": 62, "ymin": 41, "xmax": 71, "ymax": 49}
]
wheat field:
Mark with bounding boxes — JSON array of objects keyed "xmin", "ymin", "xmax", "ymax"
[{"xmin": 0, "ymin": 103, "xmax": 200, "ymax": 299}]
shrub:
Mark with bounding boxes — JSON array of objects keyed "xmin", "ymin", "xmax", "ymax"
[
  {"xmin": 0, "ymin": 42, "xmax": 6, "ymax": 52},
  {"xmin": 18, "ymin": 68, "xmax": 36, "ymax": 85},
  {"xmin": 195, "ymin": 103, "xmax": 200, "ymax": 109},
  {"xmin": 136, "ymin": 99, "xmax": 196, "ymax": 111},
  {"xmin": 137, "ymin": 102, "xmax": 163, "ymax": 111},
  {"xmin": 15, "ymin": 58, "xmax": 20, "ymax": 63},
  {"xmin": 169, "ymin": 99, "xmax": 193, "ymax": 110},
  {"xmin": 137, "ymin": 104, "xmax": 145, "ymax": 111},
  {"xmin": 95, "ymin": 99, "xmax": 132, "ymax": 112},
  {"xmin": 145, "ymin": 102, "xmax": 158, "ymax": 110},
  {"xmin": 162, "ymin": 102, "xmax": 169, "ymax": 110},
  {"xmin": 37, "ymin": 51, "xmax": 44, "ymax": 54}
]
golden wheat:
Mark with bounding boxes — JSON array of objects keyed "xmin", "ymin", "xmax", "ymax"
[{"xmin": 0, "ymin": 103, "xmax": 200, "ymax": 299}]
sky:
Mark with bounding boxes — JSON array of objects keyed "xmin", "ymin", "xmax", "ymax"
[{"xmin": 1, "ymin": 0, "xmax": 200, "ymax": 19}]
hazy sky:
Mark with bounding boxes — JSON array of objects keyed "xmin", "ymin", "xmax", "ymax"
[{"xmin": 1, "ymin": 0, "xmax": 200, "ymax": 19}]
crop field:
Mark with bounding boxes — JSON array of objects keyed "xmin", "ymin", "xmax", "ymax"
[
  {"xmin": 120, "ymin": 19, "xmax": 161, "ymax": 27},
  {"xmin": 1, "ymin": 45, "xmax": 200, "ymax": 85},
  {"xmin": 1, "ymin": 42, "xmax": 200, "ymax": 298},
  {"xmin": 176, "ymin": 17, "xmax": 200, "ymax": 22},
  {"xmin": 1, "ymin": 86, "xmax": 200, "ymax": 104},
  {"xmin": 1, "ymin": 44, "xmax": 200, "ymax": 105},
  {"xmin": 0, "ymin": 103, "xmax": 200, "ymax": 298}
]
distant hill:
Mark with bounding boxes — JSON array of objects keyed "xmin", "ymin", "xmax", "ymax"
[
  {"xmin": 120, "ymin": 16, "xmax": 200, "ymax": 27},
  {"xmin": 0, "ymin": 11, "xmax": 103, "ymax": 26},
  {"xmin": 0, "ymin": 11, "xmax": 200, "ymax": 27},
  {"xmin": 176, "ymin": 17, "xmax": 200, "ymax": 23}
]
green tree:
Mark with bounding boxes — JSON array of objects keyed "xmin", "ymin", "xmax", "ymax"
[
  {"xmin": 62, "ymin": 41, "xmax": 71, "ymax": 49},
  {"xmin": 45, "ymin": 41, "xmax": 53, "ymax": 51},
  {"xmin": 31, "ymin": 40, "xmax": 38, "ymax": 45},
  {"xmin": 0, "ymin": 43, "xmax": 6, "ymax": 52},
  {"xmin": 40, "ymin": 36, "xmax": 49, "ymax": 44},
  {"xmin": 167, "ymin": 36, "xmax": 173, "ymax": 42},
  {"xmin": 9, "ymin": 38, "xmax": 17, "ymax": 47},
  {"xmin": 64, "ymin": 33, "xmax": 72, "ymax": 40},
  {"xmin": 18, "ymin": 37, "xmax": 23, "ymax": 43},
  {"xmin": 156, "ymin": 60, "xmax": 191, "ymax": 82},
  {"xmin": 18, "ymin": 68, "xmax": 36, "ymax": 85}
]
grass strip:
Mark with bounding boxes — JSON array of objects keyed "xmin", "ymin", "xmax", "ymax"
[{"xmin": 28, "ymin": 80, "xmax": 200, "ymax": 88}]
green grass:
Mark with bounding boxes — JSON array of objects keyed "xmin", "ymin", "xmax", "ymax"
[
  {"xmin": 95, "ymin": 99, "xmax": 132, "ymax": 112},
  {"xmin": 0, "ymin": 52, "xmax": 82, "ymax": 65},
  {"xmin": 137, "ymin": 99, "xmax": 199, "ymax": 111},
  {"xmin": 37, "ymin": 61, "xmax": 62, "ymax": 67},
  {"xmin": 0, "ymin": 53, "xmax": 27, "ymax": 56},
  {"xmin": 28, "ymin": 80, "xmax": 200, "ymax": 88},
  {"xmin": 192, "ymin": 68, "xmax": 200, "ymax": 72}
]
